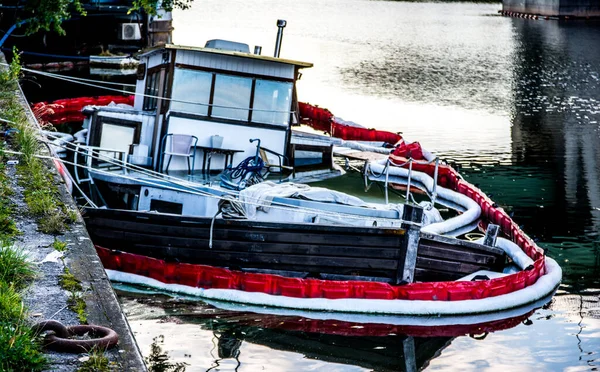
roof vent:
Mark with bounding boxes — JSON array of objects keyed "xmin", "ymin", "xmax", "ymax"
[{"xmin": 204, "ymin": 39, "xmax": 250, "ymax": 53}]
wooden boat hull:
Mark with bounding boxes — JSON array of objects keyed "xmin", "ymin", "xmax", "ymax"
[{"xmin": 83, "ymin": 207, "xmax": 505, "ymax": 284}]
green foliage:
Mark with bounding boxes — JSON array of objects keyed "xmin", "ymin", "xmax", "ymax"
[
  {"xmin": 130, "ymin": 0, "xmax": 194, "ymax": 15},
  {"xmin": 0, "ymin": 48, "xmax": 22, "ymax": 83},
  {"xmin": 22, "ymin": 0, "xmax": 86, "ymax": 36},
  {"xmin": 146, "ymin": 335, "xmax": 188, "ymax": 372},
  {"xmin": 0, "ymin": 242, "xmax": 35, "ymax": 291},
  {"xmin": 68, "ymin": 292, "xmax": 87, "ymax": 323},
  {"xmin": 77, "ymin": 347, "xmax": 118, "ymax": 372},
  {"xmin": 0, "ymin": 282, "xmax": 23, "ymax": 323},
  {"xmin": 52, "ymin": 237, "xmax": 67, "ymax": 252},
  {"xmin": 0, "ymin": 48, "xmax": 21, "ymax": 87},
  {"xmin": 0, "ymin": 320, "xmax": 46, "ymax": 371},
  {"xmin": 0, "ymin": 244, "xmax": 45, "ymax": 371},
  {"xmin": 59, "ymin": 268, "xmax": 82, "ymax": 292},
  {"xmin": 18, "ymin": 159, "xmax": 69, "ymax": 234},
  {"xmin": 60, "ymin": 268, "xmax": 87, "ymax": 323},
  {"xmin": 64, "ymin": 206, "xmax": 79, "ymax": 224},
  {"xmin": 15, "ymin": 127, "xmax": 40, "ymax": 165},
  {"xmin": 0, "ymin": 156, "xmax": 19, "ymax": 240}
]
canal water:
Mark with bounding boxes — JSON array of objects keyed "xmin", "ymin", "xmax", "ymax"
[
  {"xmin": 112, "ymin": 1, "xmax": 600, "ymax": 370},
  {"xmin": 22, "ymin": 0, "xmax": 599, "ymax": 370}
]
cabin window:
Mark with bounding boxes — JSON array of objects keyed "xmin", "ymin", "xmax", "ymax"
[
  {"xmin": 144, "ymin": 69, "xmax": 170, "ymax": 112},
  {"xmin": 169, "ymin": 67, "xmax": 293, "ymax": 126},
  {"xmin": 211, "ymin": 75, "xmax": 252, "ymax": 121},
  {"xmin": 99, "ymin": 123, "xmax": 137, "ymax": 152},
  {"xmin": 251, "ymin": 80, "xmax": 292, "ymax": 126},
  {"xmin": 143, "ymin": 71, "xmax": 160, "ymax": 111},
  {"xmin": 170, "ymin": 69, "xmax": 212, "ymax": 115},
  {"xmin": 149, "ymin": 199, "xmax": 183, "ymax": 215}
]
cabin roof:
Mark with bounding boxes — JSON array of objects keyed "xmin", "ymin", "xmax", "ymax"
[{"xmin": 138, "ymin": 44, "xmax": 313, "ymax": 69}]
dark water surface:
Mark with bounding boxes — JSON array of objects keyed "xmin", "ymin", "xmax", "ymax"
[{"xmin": 26, "ymin": 0, "xmax": 600, "ymax": 370}]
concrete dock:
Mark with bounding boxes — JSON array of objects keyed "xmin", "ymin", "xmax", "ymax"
[{"xmin": 2, "ymin": 52, "xmax": 146, "ymax": 371}]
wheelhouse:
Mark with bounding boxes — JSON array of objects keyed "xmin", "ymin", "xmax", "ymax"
[{"xmin": 84, "ymin": 41, "xmax": 312, "ymax": 174}]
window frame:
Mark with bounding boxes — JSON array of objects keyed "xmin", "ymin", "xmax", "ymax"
[{"xmin": 169, "ymin": 64, "xmax": 294, "ymax": 127}]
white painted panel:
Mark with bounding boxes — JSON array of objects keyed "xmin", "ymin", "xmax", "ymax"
[
  {"xmin": 138, "ymin": 186, "xmax": 219, "ymax": 217},
  {"xmin": 164, "ymin": 116, "xmax": 288, "ymax": 172},
  {"xmin": 174, "ymin": 50, "xmax": 295, "ymax": 79},
  {"xmin": 134, "ymin": 80, "xmax": 145, "ymax": 110},
  {"xmin": 147, "ymin": 53, "xmax": 165, "ymax": 69}
]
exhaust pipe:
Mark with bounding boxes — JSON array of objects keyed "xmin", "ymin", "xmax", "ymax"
[{"xmin": 273, "ymin": 19, "xmax": 287, "ymax": 58}]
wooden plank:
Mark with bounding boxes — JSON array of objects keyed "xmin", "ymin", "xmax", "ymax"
[
  {"xmin": 417, "ymin": 244, "xmax": 500, "ymax": 266},
  {"xmin": 87, "ymin": 216, "xmax": 404, "ymax": 248},
  {"xmin": 396, "ymin": 204, "xmax": 423, "ymax": 284},
  {"xmin": 241, "ymin": 268, "xmax": 393, "ymax": 283},
  {"xmin": 132, "ymin": 244, "xmax": 399, "ymax": 273},
  {"xmin": 84, "ymin": 208, "xmax": 407, "ymax": 236},
  {"xmin": 419, "ymin": 231, "xmax": 505, "ymax": 256},
  {"xmin": 88, "ymin": 228, "xmax": 404, "ymax": 259},
  {"xmin": 416, "ymin": 256, "xmax": 488, "ymax": 275}
]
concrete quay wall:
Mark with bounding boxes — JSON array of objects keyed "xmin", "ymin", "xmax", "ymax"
[
  {"xmin": 1, "ymin": 51, "xmax": 147, "ymax": 371},
  {"xmin": 502, "ymin": 0, "xmax": 600, "ymax": 17}
]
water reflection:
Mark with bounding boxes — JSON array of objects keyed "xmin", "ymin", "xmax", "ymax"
[{"xmin": 118, "ymin": 288, "xmax": 546, "ymax": 372}]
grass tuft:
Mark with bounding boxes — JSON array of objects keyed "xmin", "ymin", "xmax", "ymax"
[
  {"xmin": 0, "ymin": 241, "xmax": 45, "ymax": 371},
  {"xmin": 0, "ymin": 320, "xmax": 46, "ymax": 371},
  {"xmin": 59, "ymin": 268, "xmax": 83, "ymax": 292},
  {"xmin": 0, "ymin": 241, "xmax": 35, "ymax": 290},
  {"xmin": 51, "ymin": 237, "xmax": 67, "ymax": 252},
  {"xmin": 77, "ymin": 347, "xmax": 119, "ymax": 372},
  {"xmin": 68, "ymin": 292, "xmax": 87, "ymax": 324},
  {"xmin": 0, "ymin": 282, "xmax": 23, "ymax": 323},
  {"xmin": 60, "ymin": 267, "xmax": 87, "ymax": 323}
]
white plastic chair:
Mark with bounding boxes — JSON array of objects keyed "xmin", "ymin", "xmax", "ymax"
[{"xmin": 159, "ymin": 134, "xmax": 198, "ymax": 174}]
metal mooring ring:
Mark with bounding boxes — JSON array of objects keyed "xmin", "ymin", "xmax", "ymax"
[{"xmin": 33, "ymin": 320, "xmax": 119, "ymax": 353}]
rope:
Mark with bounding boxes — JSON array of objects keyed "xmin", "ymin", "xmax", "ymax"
[
  {"xmin": 0, "ymin": 62, "xmax": 297, "ymax": 114},
  {"xmin": 209, "ymin": 195, "xmax": 247, "ymax": 248},
  {"xmin": 22, "ymin": 133, "xmax": 425, "ymax": 228},
  {"xmin": 24, "ymin": 68, "xmax": 137, "ymax": 87}
]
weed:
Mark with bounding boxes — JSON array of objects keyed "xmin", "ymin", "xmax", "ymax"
[
  {"xmin": 0, "ymin": 207, "xmax": 19, "ymax": 240},
  {"xmin": 0, "ymin": 48, "xmax": 21, "ymax": 87},
  {"xmin": 59, "ymin": 268, "xmax": 83, "ymax": 292},
  {"xmin": 52, "ymin": 238, "xmax": 67, "ymax": 252},
  {"xmin": 0, "ymin": 320, "xmax": 46, "ymax": 371},
  {"xmin": 38, "ymin": 211, "xmax": 66, "ymax": 234},
  {"xmin": 67, "ymin": 292, "xmax": 87, "ymax": 324},
  {"xmin": 0, "ymin": 146, "xmax": 19, "ymax": 241},
  {"xmin": 59, "ymin": 268, "xmax": 87, "ymax": 323},
  {"xmin": 0, "ymin": 282, "xmax": 23, "ymax": 322},
  {"xmin": 65, "ymin": 207, "xmax": 79, "ymax": 223},
  {"xmin": 17, "ymin": 160, "xmax": 70, "ymax": 234},
  {"xmin": 77, "ymin": 347, "xmax": 119, "ymax": 372},
  {"xmin": 0, "ymin": 243, "xmax": 45, "ymax": 372}
]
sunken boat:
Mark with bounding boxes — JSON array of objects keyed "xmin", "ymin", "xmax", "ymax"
[{"xmin": 41, "ymin": 21, "xmax": 561, "ymax": 316}]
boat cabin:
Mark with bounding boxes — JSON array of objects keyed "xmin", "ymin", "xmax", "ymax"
[{"xmin": 83, "ymin": 41, "xmax": 313, "ymax": 175}]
